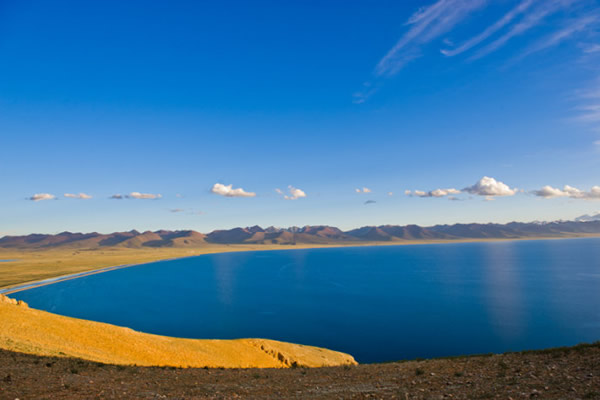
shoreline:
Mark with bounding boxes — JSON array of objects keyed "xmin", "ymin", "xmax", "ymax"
[{"xmin": 2, "ymin": 234, "xmax": 600, "ymax": 294}]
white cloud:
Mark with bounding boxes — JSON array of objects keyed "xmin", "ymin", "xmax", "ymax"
[
  {"xmin": 405, "ymin": 188, "xmax": 461, "ymax": 198},
  {"xmin": 355, "ymin": 187, "xmax": 371, "ymax": 194},
  {"xmin": 463, "ymin": 176, "xmax": 516, "ymax": 197},
  {"xmin": 441, "ymin": 0, "xmax": 535, "ymax": 57},
  {"xmin": 533, "ymin": 184, "xmax": 600, "ymax": 200},
  {"xmin": 211, "ymin": 183, "xmax": 256, "ymax": 198},
  {"xmin": 276, "ymin": 186, "xmax": 307, "ymax": 200},
  {"xmin": 64, "ymin": 193, "xmax": 92, "ymax": 199},
  {"xmin": 29, "ymin": 193, "xmax": 55, "ymax": 201},
  {"xmin": 388, "ymin": 192, "xmax": 394, "ymax": 196}
]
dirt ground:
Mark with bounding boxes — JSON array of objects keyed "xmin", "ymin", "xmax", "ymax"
[{"xmin": 0, "ymin": 342, "xmax": 598, "ymax": 399}]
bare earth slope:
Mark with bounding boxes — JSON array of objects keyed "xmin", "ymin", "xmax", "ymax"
[
  {"xmin": 0, "ymin": 295, "xmax": 356, "ymax": 369},
  {"xmin": 0, "ymin": 342, "xmax": 598, "ymax": 399}
]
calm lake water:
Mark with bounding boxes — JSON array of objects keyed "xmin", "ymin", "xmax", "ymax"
[{"xmin": 12, "ymin": 238, "xmax": 600, "ymax": 363}]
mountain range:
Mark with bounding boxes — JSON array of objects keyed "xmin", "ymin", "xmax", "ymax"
[{"xmin": 2, "ymin": 220, "xmax": 600, "ymax": 249}]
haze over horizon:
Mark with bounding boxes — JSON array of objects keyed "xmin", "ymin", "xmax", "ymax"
[{"xmin": 2, "ymin": 0, "xmax": 600, "ymax": 235}]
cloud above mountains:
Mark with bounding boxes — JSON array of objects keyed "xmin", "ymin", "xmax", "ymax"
[
  {"xmin": 463, "ymin": 176, "xmax": 516, "ymax": 197},
  {"xmin": 532, "ymin": 185, "xmax": 600, "ymax": 199},
  {"xmin": 405, "ymin": 177, "xmax": 516, "ymax": 200},
  {"xmin": 211, "ymin": 183, "xmax": 256, "ymax": 198},
  {"xmin": 276, "ymin": 186, "xmax": 307, "ymax": 200}
]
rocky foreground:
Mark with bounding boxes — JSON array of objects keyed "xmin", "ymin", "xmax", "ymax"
[{"xmin": 0, "ymin": 342, "xmax": 598, "ymax": 399}]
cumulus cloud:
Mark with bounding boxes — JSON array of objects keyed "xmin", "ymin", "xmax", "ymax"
[
  {"xmin": 532, "ymin": 185, "xmax": 600, "ymax": 200},
  {"xmin": 355, "ymin": 187, "xmax": 371, "ymax": 194},
  {"xmin": 211, "ymin": 183, "xmax": 256, "ymax": 198},
  {"xmin": 276, "ymin": 186, "xmax": 307, "ymax": 200},
  {"xmin": 64, "ymin": 193, "xmax": 92, "ymax": 199},
  {"xmin": 405, "ymin": 188, "xmax": 461, "ymax": 198},
  {"xmin": 463, "ymin": 176, "xmax": 516, "ymax": 197},
  {"xmin": 29, "ymin": 193, "xmax": 55, "ymax": 201}
]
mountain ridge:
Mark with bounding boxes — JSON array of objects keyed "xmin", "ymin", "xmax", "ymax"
[{"xmin": 2, "ymin": 220, "xmax": 600, "ymax": 249}]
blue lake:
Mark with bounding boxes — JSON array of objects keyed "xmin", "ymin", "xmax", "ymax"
[{"xmin": 11, "ymin": 238, "xmax": 600, "ymax": 363}]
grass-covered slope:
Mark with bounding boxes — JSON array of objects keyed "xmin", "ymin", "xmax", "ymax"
[{"xmin": 0, "ymin": 295, "xmax": 356, "ymax": 368}]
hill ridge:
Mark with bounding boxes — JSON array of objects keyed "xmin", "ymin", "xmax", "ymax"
[{"xmin": 1, "ymin": 220, "xmax": 600, "ymax": 249}]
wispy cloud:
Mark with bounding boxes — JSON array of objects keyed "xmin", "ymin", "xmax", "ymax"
[
  {"xmin": 29, "ymin": 193, "xmax": 55, "ymax": 201},
  {"xmin": 375, "ymin": 0, "xmax": 487, "ymax": 77},
  {"xmin": 364, "ymin": 200, "xmax": 377, "ymax": 205},
  {"xmin": 470, "ymin": 0, "xmax": 576, "ymax": 60},
  {"xmin": 110, "ymin": 192, "xmax": 162, "ymax": 199},
  {"xmin": 211, "ymin": 183, "xmax": 256, "ymax": 198},
  {"xmin": 64, "ymin": 193, "xmax": 92, "ymax": 199},
  {"xmin": 583, "ymin": 43, "xmax": 600, "ymax": 53},
  {"xmin": 276, "ymin": 186, "xmax": 307, "ymax": 200},
  {"xmin": 513, "ymin": 14, "xmax": 599, "ymax": 62},
  {"xmin": 441, "ymin": 0, "xmax": 536, "ymax": 57},
  {"xmin": 169, "ymin": 208, "xmax": 203, "ymax": 215},
  {"xmin": 463, "ymin": 176, "xmax": 516, "ymax": 197},
  {"xmin": 357, "ymin": 0, "xmax": 596, "ymax": 103}
]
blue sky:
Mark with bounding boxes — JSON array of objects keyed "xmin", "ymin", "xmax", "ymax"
[{"xmin": 1, "ymin": 0, "xmax": 600, "ymax": 235}]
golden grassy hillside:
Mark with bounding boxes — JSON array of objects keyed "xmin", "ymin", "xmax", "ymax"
[{"xmin": 0, "ymin": 294, "xmax": 356, "ymax": 368}]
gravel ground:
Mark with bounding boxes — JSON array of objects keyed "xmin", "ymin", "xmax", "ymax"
[{"xmin": 0, "ymin": 342, "xmax": 598, "ymax": 399}]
